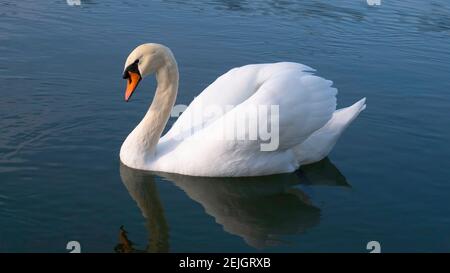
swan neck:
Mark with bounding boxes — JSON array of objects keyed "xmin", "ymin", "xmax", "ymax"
[{"xmin": 140, "ymin": 57, "xmax": 179, "ymax": 156}]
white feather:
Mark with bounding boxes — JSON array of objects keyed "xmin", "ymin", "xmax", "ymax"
[{"xmin": 120, "ymin": 44, "xmax": 366, "ymax": 177}]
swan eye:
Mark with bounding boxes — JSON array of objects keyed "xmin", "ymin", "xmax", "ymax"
[{"xmin": 122, "ymin": 60, "xmax": 141, "ymax": 79}]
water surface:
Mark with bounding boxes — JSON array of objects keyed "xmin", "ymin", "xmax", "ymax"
[{"xmin": 1, "ymin": 0, "xmax": 450, "ymax": 252}]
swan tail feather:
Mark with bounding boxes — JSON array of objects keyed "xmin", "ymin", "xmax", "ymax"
[{"xmin": 292, "ymin": 97, "xmax": 366, "ymax": 165}]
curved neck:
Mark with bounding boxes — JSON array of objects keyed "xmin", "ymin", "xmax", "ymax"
[{"xmin": 131, "ymin": 57, "xmax": 179, "ymax": 158}]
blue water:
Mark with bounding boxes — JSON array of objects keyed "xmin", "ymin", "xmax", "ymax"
[{"xmin": 1, "ymin": 0, "xmax": 449, "ymax": 252}]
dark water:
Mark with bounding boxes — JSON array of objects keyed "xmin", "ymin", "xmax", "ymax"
[{"xmin": 1, "ymin": 0, "xmax": 449, "ymax": 252}]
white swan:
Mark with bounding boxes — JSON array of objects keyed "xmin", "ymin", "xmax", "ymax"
[{"xmin": 120, "ymin": 43, "xmax": 366, "ymax": 177}]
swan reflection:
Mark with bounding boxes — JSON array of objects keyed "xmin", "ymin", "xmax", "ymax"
[
  {"xmin": 118, "ymin": 158, "xmax": 350, "ymax": 251},
  {"xmin": 118, "ymin": 166, "xmax": 169, "ymax": 253}
]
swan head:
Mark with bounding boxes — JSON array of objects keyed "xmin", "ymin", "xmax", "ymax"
[{"xmin": 122, "ymin": 43, "xmax": 173, "ymax": 102}]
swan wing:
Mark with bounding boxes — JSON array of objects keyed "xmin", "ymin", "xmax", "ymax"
[
  {"xmin": 183, "ymin": 62, "xmax": 337, "ymax": 149},
  {"xmin": 164, "ymin": 62, "xmax": 319, "ymax": 140},
  {"xmin": 221, "ymin": 64, "xmax": 337, "ymax": 151},
  {"xmin": 154, "ymin": 62, "xmax": 338, "ymax": 176}
]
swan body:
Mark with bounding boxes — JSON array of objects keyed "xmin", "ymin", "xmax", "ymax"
[{"xmin": 120, "ymin": 43, "xmax": 366, "ymax": 177}]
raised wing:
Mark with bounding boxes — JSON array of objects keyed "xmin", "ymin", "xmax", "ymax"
[{"xmin": 155, "ymin": 62, "xmax": 337, "ymax": 176}]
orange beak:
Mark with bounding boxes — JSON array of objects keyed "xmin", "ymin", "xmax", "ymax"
[{"xmin": 125, "ymin": 71, "xmax": 141, "ymax": 102}]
